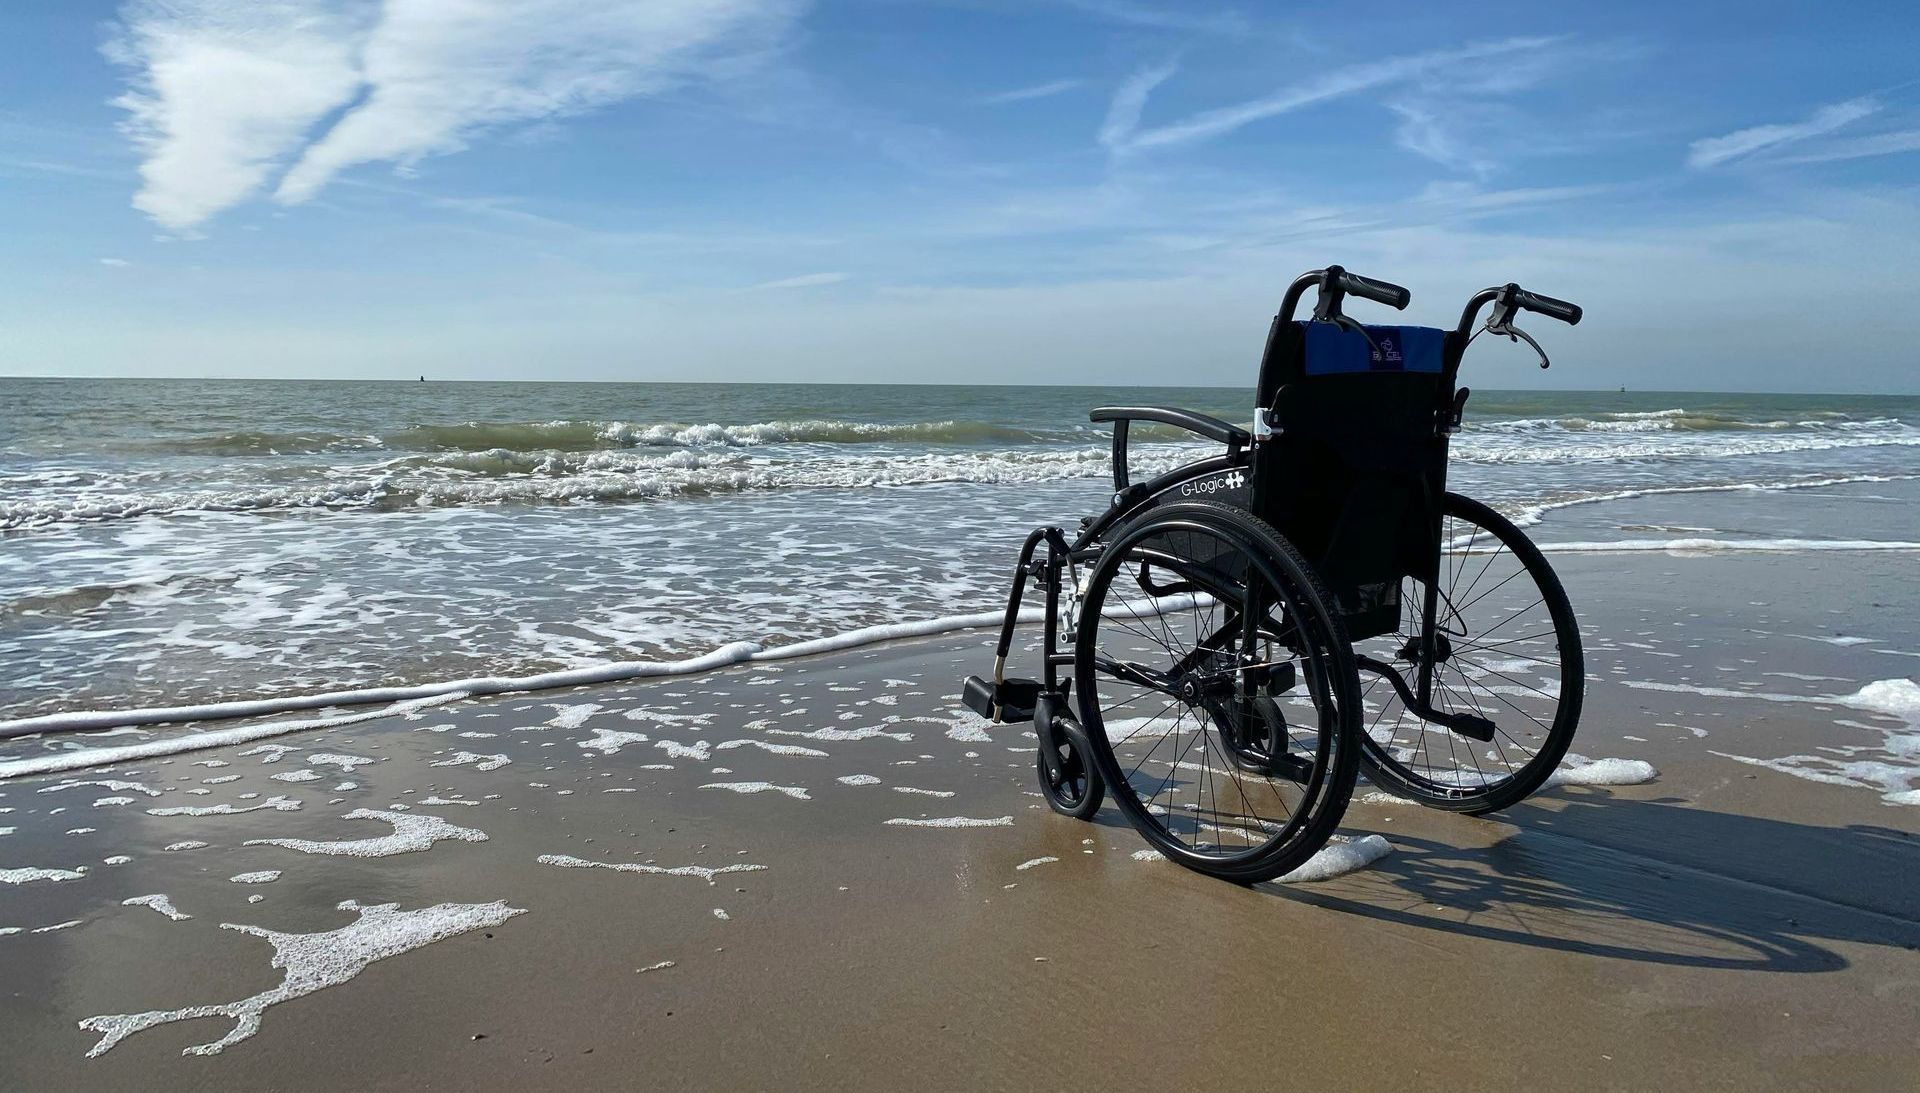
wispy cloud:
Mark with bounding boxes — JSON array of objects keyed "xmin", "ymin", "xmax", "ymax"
[
  {"xmin": 1060, "ymin": 0, "xmax": 1245, "ymax": 34},
  {"xmin": 750, "ymin": 271, "xmax": 848, "ymax": 290},
  {"xmin": 1098, "ymin": 60, "xmax": 1178, "ymax": 150},
  {"xmin": 976, "ymin": 78, "xmax": 1085, "ymax": 106},
  {"xmin": 98, "ymin": 257, "xmax": 131, "ymax": 267},
  {"xmin": 1687, "ymin": 97, "xmax": 1880, "ymax": 169},
  {"xmin": 275, "ymin": 1, "xmax": 798, "ymax": 204},
  {"xmin": 1388, "ymin": 102, "xmax": 1493, "ymax": 177},
  {"xmin": 1109, "ymin": 36, "xmax": 1555, "ymax": 154},
  {"xmin": 107, "ymin": 0, "xmax": 802, "ymax": 231},
  {"xmin": 1778, "ymin": 127, "xmax": 1920, "ymax": 165},
  {"xmin": 1411, "ymin": 180, "xmax": 1617, "ymax": 215},
  {"xmin": 107, "ymin": 1, "xmax": 367, "ymax": 232}
]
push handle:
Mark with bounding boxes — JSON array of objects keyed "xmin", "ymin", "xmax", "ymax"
[
  {"xmin": 1510, "ymin": 286, "xmax": 1582, "ymax": 325},
  {"xmin": 1330, "ymin": 268, "xmax": 1412, "ymax": 310}
]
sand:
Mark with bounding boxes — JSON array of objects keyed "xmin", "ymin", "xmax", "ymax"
[{"xmin": 1, "ymin": 498, "xmax": 1917, "ymax": 1090}]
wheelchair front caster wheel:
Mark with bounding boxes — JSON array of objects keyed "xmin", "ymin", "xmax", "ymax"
[{"xmin": 1037, "ymin": 714, "xmax": 1104, "ymax": 819}]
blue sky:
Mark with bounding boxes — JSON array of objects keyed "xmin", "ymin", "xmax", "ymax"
[{"xmin": 2, "ymin": 1, "xmax": 1918, "ymax": 391}]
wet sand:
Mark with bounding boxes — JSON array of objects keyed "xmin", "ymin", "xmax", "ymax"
[{"xmin": 3, "ymin": 501, "xmax": 1918, "ymax": 1090}]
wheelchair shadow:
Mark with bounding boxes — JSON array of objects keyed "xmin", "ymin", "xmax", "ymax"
[{"xmin": 1267, "ymin": 787, "xmax": 1920, "ymax": 973}]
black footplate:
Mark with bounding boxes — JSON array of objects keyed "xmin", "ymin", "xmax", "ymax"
[
  {"xmin": 1429, "ymin": 710, "xmax": 1496, "ymax": 743},
  {"xmin": 961, "ymin": 675, "xmax": 1042, "ymax": 723}
]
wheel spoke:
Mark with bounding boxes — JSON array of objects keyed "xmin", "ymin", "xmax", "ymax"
[
  {"xmin": 1351, "ymin": 498, "xmax": 1577, "ymax": 804},
  {"xmin": 1079, "ymin": 512, "xmax": 1348, "ymax": 864}
]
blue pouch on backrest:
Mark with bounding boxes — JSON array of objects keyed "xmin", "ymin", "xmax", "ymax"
[{"xmin": 1299, "ymin": 323, "xmax": 1445, "ymax": 375}]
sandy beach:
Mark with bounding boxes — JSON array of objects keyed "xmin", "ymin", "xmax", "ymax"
[
  {"xmin": 9, "ymin": 1, "xmax": 1920, "ymax": 1086},
  {"xmin": 2, "ymin": 484, "xmax": 1916, "ymax": 1091}
]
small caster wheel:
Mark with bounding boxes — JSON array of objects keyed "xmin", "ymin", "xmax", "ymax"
[{"xmin": 1037, "ymin": 713, "xmax": 1104, "ymax": 819}]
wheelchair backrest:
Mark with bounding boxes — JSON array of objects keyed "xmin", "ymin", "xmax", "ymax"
[{"xmin": 1252, "ymin": 321, "xmax": 1459, "ymax": 639}]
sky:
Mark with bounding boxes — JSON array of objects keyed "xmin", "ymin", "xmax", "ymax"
[{"xmin": 2, "ymin": 0, "xmax": 1918, "ymax": 392}]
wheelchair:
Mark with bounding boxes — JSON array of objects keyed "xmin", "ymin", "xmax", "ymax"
[{"xmin": 962, "ymin": 266, "xmax": 1586, "ymax": 883}]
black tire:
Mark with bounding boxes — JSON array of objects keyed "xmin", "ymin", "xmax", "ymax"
[
  {"xmin": 1036, "ymin": 714, "xmax": 1105, "ymax": 819},
  {"xmin": 1073, "ymin": 501, "xmax": 1361, "ymax": 884},
  {"xmin": 1355, "ymin": 492, "xmax": 1584, "ymax": 814}
]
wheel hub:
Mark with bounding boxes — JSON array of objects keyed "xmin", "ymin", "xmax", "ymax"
[{"xmin": 1396, "ymin": 632, "xmax": 1454, "ymax": 665}]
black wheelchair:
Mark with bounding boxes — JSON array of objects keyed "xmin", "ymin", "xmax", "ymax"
[{"xmin": 963, "ymin": 266, "xmax": 1586, "ymax": 883}]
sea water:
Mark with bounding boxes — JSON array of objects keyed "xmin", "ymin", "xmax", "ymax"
[{"xmin": 2, "ymin": 378, "xmax": 1916, "ymax": 720}]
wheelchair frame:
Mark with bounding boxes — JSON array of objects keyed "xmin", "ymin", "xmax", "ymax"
[{"xmin": 963, "ymin": 265, "xmax": 1586, "ymax": 872}]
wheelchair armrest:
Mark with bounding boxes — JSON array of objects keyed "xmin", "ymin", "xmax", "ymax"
[
  {"xmin": 1089, "ymin": 406, "xmax": 1250, "ymax": 491},
  {"xmin": 1089, "ymin": 406, "xmax": 1251, "ymax": 451}
]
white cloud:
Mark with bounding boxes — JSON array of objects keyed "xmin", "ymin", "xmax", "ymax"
[
  {"xmin": 1098, "ymin": 60, "xmax": 1178, "ymax": 150},
  {"xmin": 1389, "ymin": 102, "xmax": 1493, "ymax": 177},
  {"xmin": 108, "ymin": 0, "xmax": 800, "ymax": 230},
  {"xmin": 107, "ymin": 1, "xmax": 368, "ymax": 232},
  {"xmin": 1113, "ymin": 37, "xmax": 1553, "ymax": 153},
  {"xmin": 98, "ymin": 257, "xmax": 132, "ymax": 267},
  {"xmin": 1686, "ymin": 97, "xmax": 1880, "ymax": 169},
  {"xmin": 1060, "ymin": 0, "xmax": 1244, "ymax": 34},
  {"xmin": 750, "ymin": 271, "xmax": 848, "ymax": 290},
  {"xmin": 276, "ymin": 0, "xmax": 798, "ymax": 205},
  {"xmin": 977, "ymin": 78, "xmax": 1085, "ymax": 106},
  {"xmin": 1777, "ymin": 126, "xmax": 1920, "ymax": 165}
]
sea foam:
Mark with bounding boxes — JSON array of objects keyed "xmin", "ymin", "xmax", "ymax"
[
  {"xmin": 243, "ymin": 810, "xmax": 486, "ymax": 857},
  {"xmin": 80, "ymin": 899, "xmax": 524, "ymax": 1057}
]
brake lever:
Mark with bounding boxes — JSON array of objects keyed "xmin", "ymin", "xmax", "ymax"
[
  {"xmin": 1326, "ymin": 313, "xmax": 1383, "ymax": 358},
  {"xmin": 1486, "ymin": 316, "xmax": 1550, "ymax": 369}
]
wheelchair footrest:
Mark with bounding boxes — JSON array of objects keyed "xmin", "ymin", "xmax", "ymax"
[
  {"xmin": 961, "ymin": 675, "xmax": 1042, "ymax": 724},
  {"xmin": 1430, "ymin": 710, "xmax": 1496, "ymax": 743}
]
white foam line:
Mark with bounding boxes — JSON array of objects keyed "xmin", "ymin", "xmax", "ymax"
[
  {"xmin": 0, "ymin": 641, "xmax": 768, "ymax": 739},
  {"xmin": 1536, "ymin": 537, "xmax": 1920, "ymax": 554},
  {"xmin": 0, "ymin": 694, "xmax": 464, "ymax": 783},
  {"xmin": 1015, "ymin": 856, "xmax": 1059, "ymax": 871},
  {"xmin": 0, "ymin": 586, "xmax": 1221, "ymax": 774},
  {"xmin": 537, "ymin": 854, "xmax": 768, "ymax": 884},
  {"xmin": 148, "ymin": 795, "xmax": 302, "ymax": 818},
  {"xmin": 1512, "ymin": 473, "xmax": 1920, "ymax": 529},
  {"xmin": 698, "ymin": 781, "xmax": 811, "ymax": 800},
  {"xmin": 714, "ymin": 739, "xmax": 829, "ymax": 758},
  {"xmin": 883, "ymin": 816, "xmax": 1013, "ymax": 828},
  {"xmin": 1623, "ymin": 677, "xmax": 1918, "ymax": 723},
  {"xmin": 37, "ymin": 779, "xmax": 163, "ymax": 798},
  {"xmin": 4, "ymin": 594, "xmax": 1187, "ymax": 743}
]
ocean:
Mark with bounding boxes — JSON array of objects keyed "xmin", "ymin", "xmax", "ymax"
[{"xmin": 3, "ymin": 377, "xmax": 1916, "ymax": 722}]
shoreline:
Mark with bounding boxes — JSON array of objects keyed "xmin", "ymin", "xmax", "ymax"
[
  {"xmin": 0, "ymin": 611, "xmax": 1035, "ymax": 743},
  {"xmin": 7, "ymin": 474, "xmax": 1917, "ymax": 745},
  {"xmin": 1, "ymin": 609, "xmax": 1915, "ymax": 1088}
]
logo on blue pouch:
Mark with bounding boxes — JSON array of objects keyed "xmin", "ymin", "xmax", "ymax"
[{"xmin": 1371, "ymin": 333, "xmax": 1403, "ymax": 367}]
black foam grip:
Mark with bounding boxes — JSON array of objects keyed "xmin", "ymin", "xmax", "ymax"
[
  {"xmin": 1513, "ymin": 288, "xmax": 1582, "ymax": 325},
  {"xmin": 1334, "ymin": 271, "xmax": 1411, "ymax": 310}
]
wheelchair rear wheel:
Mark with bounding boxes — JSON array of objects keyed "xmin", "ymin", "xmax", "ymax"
[
  {"xmin": 1354, "ymin": 492, "xmax": 1584, "ymax": 813},
  {"xmin": 1073, "ymin": 501, "xmax": 1361, "ymax": 884}
]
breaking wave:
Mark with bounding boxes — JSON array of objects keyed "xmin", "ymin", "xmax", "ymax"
[
  {"xmin": 136, "ymin": 418, "xmax": 1072, "ymax": 456},
  {"xmin": 0, "ymin": 444, "xmax": 1208, "ymax": 529},
  {"xmin": 1480, "ymin": 408, "xmax": 1906, "ymax": 435},
  {"xmin": 8, "ymin": 403, "xmax": 1917, "ymax": 530}
]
